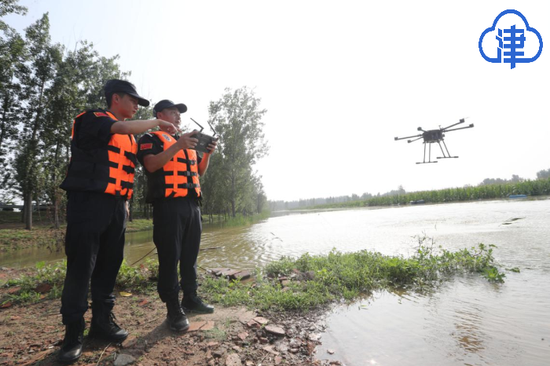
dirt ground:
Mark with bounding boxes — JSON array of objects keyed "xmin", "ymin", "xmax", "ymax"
[{"xmin": 0, "ymin": 276, "xmax": 340, "ymax": 366}]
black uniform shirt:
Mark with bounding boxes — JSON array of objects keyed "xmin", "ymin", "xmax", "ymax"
[{"xmin": 74, "ymin": 110, "xmax": 117, "ymax": 150}]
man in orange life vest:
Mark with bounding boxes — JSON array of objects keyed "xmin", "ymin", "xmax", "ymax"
[
  {"xmin": 57, "ymin": 80, "xmax": 177, "ymax": 363},
  {"xmin": 137, "ymin": 100, "xmax": 217, "ymax": 332}
]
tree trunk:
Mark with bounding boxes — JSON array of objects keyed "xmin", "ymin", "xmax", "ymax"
[
  {"xmin": 51, "ymin": 143, "xmax": 61, "ymax": 229},
  {"xmin": 24, "ymin": 192, "xmax": 32, "ymax": 230},
  {"xmin": 0, "ymin": 94, "xmax": 11, "ymax": 153},
  {"xmin": 22, "ymin": 81, "xmax": 45, "ymax": 231},
  {"xmin": 53, "ymin": 195, "xmax": 60, "ymax": 229},
  {"xmin": 230, "ymin": 174, "xmax": 236, "ymax": 217}
]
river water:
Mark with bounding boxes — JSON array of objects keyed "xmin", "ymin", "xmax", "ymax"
[{"xmin": 1, "ymin": 199, "xmax": 549, "ymax": 365}]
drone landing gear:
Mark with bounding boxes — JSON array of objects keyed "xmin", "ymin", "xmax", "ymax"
[{"xmin": 416, "ymin": 140, "xmax": 458, "ymax": 164}]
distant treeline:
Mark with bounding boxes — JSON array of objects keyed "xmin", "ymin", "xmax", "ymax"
[
  {"xmin": 358, "ymin": 178, "xmax": 550, "ymax": 208},
  {"xmin": 270, "ymin": 171, "xmax": 550, "ymax": 210}
]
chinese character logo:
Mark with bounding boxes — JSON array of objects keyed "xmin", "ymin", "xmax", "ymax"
[{"xmin": 479, "ymin": 9, "xmax": 543, "ymax": 69}]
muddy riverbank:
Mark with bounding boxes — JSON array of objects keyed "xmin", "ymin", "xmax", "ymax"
[{"xmin": 0, "ymin": 267, "xmax": 338, "ymax": 366}]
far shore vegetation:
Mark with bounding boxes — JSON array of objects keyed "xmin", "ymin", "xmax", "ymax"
[
  {"xmin": 1, "ymin": 238, "xmax": 512, "ymax": 312},
  {"xmin": 1, "ymin": 176, "xmax": 549, "ymax": 253},
  {"xmin": 0, "ymin": 209, "xmax": 270, "ymax": 253},
  {"xmin": 272, "ymin": 175, "xmax": 550, "ymax": 211}
]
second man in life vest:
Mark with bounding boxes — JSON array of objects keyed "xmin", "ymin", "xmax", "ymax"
[{"xmin": 137, "ymin": 99, "xmax": 217, "ymax": 332}]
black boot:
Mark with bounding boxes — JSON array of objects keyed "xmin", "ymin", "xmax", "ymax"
[
  {"xmin": 57, "ymin": 318, "xmax": 84, "ymax": 364},
  {"xmin": 166, "ymin": 298, "xmax": 190, "ymax": 332},
  {"xmin": 182, "ymin": 291, "xmax": 214, "ymax": 314},
  {"xmin": 89, "ymin": 298, "xmax": 128, "ymax": 342}
]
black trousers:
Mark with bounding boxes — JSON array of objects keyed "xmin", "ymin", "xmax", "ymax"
[
  {"xmin": 152, "ymin": 197, "xmax": 202, "ymax": 302},
  {"xmin": 60, "ymin": 191, "xmax": 127, "ymax": 324}
]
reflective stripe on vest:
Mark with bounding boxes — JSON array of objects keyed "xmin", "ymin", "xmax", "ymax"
[
  {"xmin": 151, "ymin": 131, "xmax": 201, "ymax": 198},
  {"xmin": 104, "ymin": 133, "xmax": 137, "ymax": 199}
]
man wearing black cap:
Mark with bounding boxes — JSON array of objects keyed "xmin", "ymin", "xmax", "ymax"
[
  {"xmin": 137, "ymin": 99, "xmax": 217, "ymax": 332},
  {"xmin": 57, "ymin": 80, "xmax": 177, "ymax": 363}
]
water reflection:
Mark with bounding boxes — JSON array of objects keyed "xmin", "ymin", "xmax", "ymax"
[
  {"xmin": 318, "ymin": 271, "xmax": 550, "ymax": 366},
  {"xmin": 454, "ymin": 308, "xmax": 486, "ymax": 354}
]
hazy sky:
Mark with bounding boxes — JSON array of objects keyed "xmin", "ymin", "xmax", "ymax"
[{"xmin": 5, "ymin": 0, "xmax": 550, "ymax": 201}]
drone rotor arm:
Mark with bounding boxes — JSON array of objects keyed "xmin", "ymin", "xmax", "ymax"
[
  {"xmin": 440, "ymin": 121, "xmax": 464, "ymax": 131},
  {"xmin": 407, "ymin": 136, "xmax": 424, "ymax": 143},
  {"xmin": 444, "ymin": 124, "xmax": 474, "ymax": 133},
  {"xmin": 394, "ymin": 133, "xmax": 423, "ymax": 141},
  {"xmin": 440, "ymin": 117, "xmax": 470, "ymax": 131}
]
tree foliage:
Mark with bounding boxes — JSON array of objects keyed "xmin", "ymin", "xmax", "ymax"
[
  {"xmin": 0, "ymin": 5, "xmax": 271, "ymax": 227},
  {"xmin": 1, "ymin": 6, "xmax": 128, "ymax": 229},
  {"xmin": 0, "ymin": 0, "xmax": 26, "ymax": 192},
  {"xmin": 0, "ymin": 0, "xmax": 26, "ymax": 19},
  {"xmin": 202, "ymin": 87, "xmax": 269, "ymax": 218},
  {"xmin": 536, "ymin": 168, "xmax": 550, "ymax": 180},
  {"xmin": 13, "ymin": 13, "xmax": 62, "ymax": 229}
]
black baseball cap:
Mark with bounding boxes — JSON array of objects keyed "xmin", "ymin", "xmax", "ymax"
[
  {"xmin": 104, "ymin": 79, "xmax": 150, "ymax": 107},
  {"xmin": 153, "ymin": 99, "xmax": 188, "ymax": 117}
]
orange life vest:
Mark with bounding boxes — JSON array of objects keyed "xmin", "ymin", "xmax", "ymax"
[
  {"xmin": 60, "ymin": 110, "xmax": 137, "ymax": 199},
  {"xmin": 149, "ymin": 131, "xmax": 201, "ymax": 199}
]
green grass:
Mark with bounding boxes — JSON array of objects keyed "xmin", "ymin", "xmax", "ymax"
[
  {"xmin": 116, "ymin": 258, "xmax": 159, "ymax": 292},
  {"xmin": 203, "ymin": 327, "xmax": 228, "ymax": 341},
  {"xmin": 0, "ymin": 218, "xmax": 153, "ymax": 252},
  {"xmin": 1, "ymin": 239, "xmax": 507, "ymax": 311},
  {"xmin": 0, "ymin": 210, "xmax": 61, "ymax": 225},
  {"xmin": 202, "ymin": 240, "xmax": 506, "ymax": 311},
  {"xmin": 0, "ymin": 227, "xmax": 64, "ymax": 251},
  {"xmin": 205, "ymin": 210, "xmax": 271, "ymax": 228},
  {"xmin": 126, "ymin": 219, "xmax": 154, "ymax": 233},
  {"xmin": 0, "ymin": 229, "xmax": 34, "ymax": 242},
  {"xmin": 0, "ymin": 259, "xmax": 157, "ymax": 306}
]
